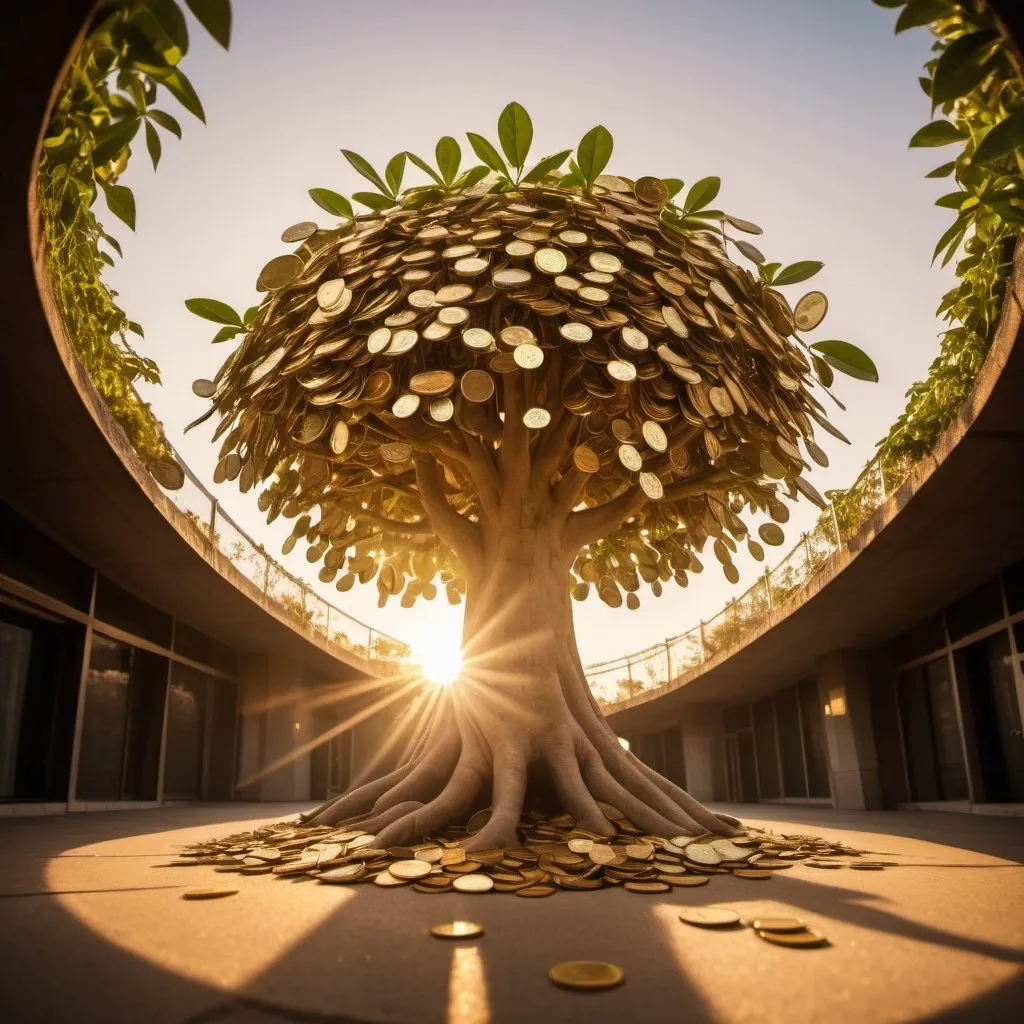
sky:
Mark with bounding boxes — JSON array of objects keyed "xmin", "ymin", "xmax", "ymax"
[{"xmin": 106, "ymin": 0, "xmax": 954, "ymax": 671}]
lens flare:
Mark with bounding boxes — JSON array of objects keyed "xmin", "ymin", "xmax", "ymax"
[{"xmin": 418, "ymin": 643, "xmax": 463, "ymax": 687}]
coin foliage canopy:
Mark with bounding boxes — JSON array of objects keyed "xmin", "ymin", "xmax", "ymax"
[{"xmin": 187, "ymin": 102, "xmax": 864, "ymax": 617}]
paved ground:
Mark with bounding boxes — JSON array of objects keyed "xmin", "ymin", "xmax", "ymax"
[{"xmin": 0, "ymin": 802, "xmax": 1021, "ymax": 1024}]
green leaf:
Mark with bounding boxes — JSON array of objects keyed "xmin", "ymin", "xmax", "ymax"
[
  {"xmin": 973, "ymin": 109, "xmax": 1024, "ymax": 165},
  {"xmin": 933, "ymin": 215, "xmax": 969, "ymax": 266},
  {"xmin": 341, "ymin": 150, "xmax": 390, "ymax": 195},
  {"xmin": 243, "ymin": 305, "xmax": 260, "ymax": 326},
  {"xmin": 931, "ymin": 31, "xmax": 1000, "ymax": 104},
  {"xmin": 809, "ymin": 341, "xmax": 878, "ymax": 382},
  {"xmin": 435, "ymin": 136, "xmax": 462, "ymax": 185},
  {"xmin": 871, "ymin": 1, "xmax": 908, "ymax": 7},
  {"xmin": 185, "ymin": 297, "xmax": 242, "ymax": 326},
  {"xmin": 683, "ymin": 176, "xmax": 720, "ymax": 213},
  {"xmin": 662, "ymin": 178, "xmax": 684, "ymax": 200},
  {"xmin": 759, "ymin": 262, "xmax": 782, "ymax": 284},
  {"xmin": 734, "ymin": 239, "xmax": 765, "ymax": 263},
  {"xmin": 405, "ymin": 152, "xmax": 444, "ymax": 186},
  {"xmin": 147, "ymin": 108, "xmax": 182, "ymax": 137},
  {"xmin": 908, "ymin": 119, "xmax": 968, "ymax": 147},
  {"xmin": 92, "ymin": 117, "xmax": 140, "ymax": 166},
  {"xmin": 144, "ymin": 120, "xmax": 162, "ymax": 169},
  {"xmin": 308, "ymin": 188, "xmax": 353, "ymax": 219},
  {"xmin": 183, "ymin": 0, "xmax": 231, "ymax": 48},
  {"xmin": 452, "ymin": 164, "xmax": 490, "ymax": 191},
  {"xmin": 934, "ymin": 190, "xmax": 968, "ymax": 209},
  {"xmin": 160, "ymin": 68, "xmax": 205, "ymax": 122},
  {"xmin": 557, "ymin": 170, "xmax": 585, "ymax": 189},
  {"xmin": 521, "ymin": 149, "xmax": 573, "ymax": 184},
  {"xmin": 895, "ymin": 0, "xmax": 947, "ymax": 34},
  {"xmin": 466, "ymin": 132, "xmax": 509, "ymax": 178},
  {"xmin": 725, "ymin": 214, "xmax": 763, "ymax": 235},
  {"xmin": 148, "ymin": 0, "xmax": 190, "ymax": 53},
  {"xmin": 385, "ymin": 152, "xmax": 406, "ymax": 197},
  {"xmin": 352, "ymin": 191, "xmax": 397, "ymax": 211},
  {"xmin": 101, "ymin": 182, "xmax": 136, "ymax": 230},
  {"xmin": 773, "ymin": 260, "xmax": 824, "ymax": 286},
  {"xmin": 496, "ymin": 101, "xmax": 533, "ymax": 171},
  {"xmin": 575, "ymin": 125, "xmax": 614, "ymax": 186},
  {"xmin": 99, "ymin": 251, "xmax": 115, "ymax": 268},
  {"xmin": 102, "ymin": 232, "xmax": 122, "ymax": 257},
  {"xmin": 212, "ymin": 325, "xmax": 241, "ymax": 343},
  {"xmin": 925, "ymin": 160, "xmax": 956, "ymax": 178},
  {"xmin": 127, "ymin": 321, "xmax": 144, "ymax": 337}
]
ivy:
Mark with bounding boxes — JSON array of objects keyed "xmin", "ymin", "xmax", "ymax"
[
  {"xmin": 37, "ymin": 1, "xmax": 230, "ymax": 466},
  {"xmin": 875, "ymin": 1, "xmax": 1023, "ymax": 462}
]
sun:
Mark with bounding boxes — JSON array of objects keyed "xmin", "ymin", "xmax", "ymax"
[{"xmin": 417, "ymin": 643, "xmax": 464, "ymax": 687}]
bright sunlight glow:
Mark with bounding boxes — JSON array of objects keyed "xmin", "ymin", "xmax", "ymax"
[{"xmin": 418, "ymin": 643, "xmax": 464, "ymax": 687}]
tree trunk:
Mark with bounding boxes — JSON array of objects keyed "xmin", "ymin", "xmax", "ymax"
[{"xmin": 306, "ymin": 527, "xmax": 739, "ymax": 849}]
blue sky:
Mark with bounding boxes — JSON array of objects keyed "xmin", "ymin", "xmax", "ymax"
[{"xmin": 107, "ymin": 0, "xmax": 952, "ymax": 670}]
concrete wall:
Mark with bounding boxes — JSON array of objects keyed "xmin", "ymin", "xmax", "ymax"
[{"xmin": 681, "ymin": 707, "xmax": 728, "ymax": 802}]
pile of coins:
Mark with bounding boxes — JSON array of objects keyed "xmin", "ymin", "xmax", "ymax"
[
  {"xmin": 192, "ymin": 169, "xmax": 841, "ymax": 610},
  {"xmin": 680, "ymin": 907, "xmax": 829, "ymax": 948},
  {"xmin": 170, "ymin": 807, "xmax": 867, "ymax": 896}
]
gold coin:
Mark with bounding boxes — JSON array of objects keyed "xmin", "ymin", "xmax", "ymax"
[
  {"xmin": 192, "ymin": 378, "xmax": 215, "ymax": 398},
  {"xmin": 567, "ymin": 838, "xmax": 595, "ymax": 854},
  {"xmin": 573, "ymin": 444, "xmax": 600, "ymax": 474},
  {"xmin": 414, "ymin": 846, "xmax": 444, "ymax": 863},
  {"xmin": 634, "ymin": 176, "xmax": 670, "ymax": 206},
  {"xmin": 620, "ymin": 326, "xmax": 648, "ymax": 352},
  {"xmin": 431, "ymin": 921, "xmax": 485, "ymax": 939},
  {"xmin": 758, "ymin": 523, "xmax": 785, "ymax": 546},
  {"xmin": 513, "ymin": 344, "xmax": 544, "ymax": 370},
  {"xmin": 452, "ymin": 873, "xmax": 494, "ymax": 893},
  {"xmin": 440, "ymin": 847, "xmax": 467, "ymax": 866},
  {"xmin": 318, "ymin": 864, "xmax": 365, "ymax": 883},
  {"xmin": 438, "ymin": 306, "xmax": 469, "ymax": 326},
  {"xmin": 751, "ymin": 918, "xmax": 807, "ymax": 932},
  {"xmin": 408, "ymin": 288, "xmax": 435, "ymax": 309},
  {"xmin": 386, "ymin": 329, "xmax": 418, "ymax": 355},
  {"xmin": 391, "ymin": 393, "xmax": 421, "ymax": 418},
  {"xmin": 317, "ymin": 278, "xmax": 347, "ymax": 309},
  {"xmin": 462, "ymin": 327, "xmax": 495, "ymax": 351},
  {"xmin": 460, "ymin": 369, "xmax": 495, "ymax": 403},
  {"xmin": 678, "ymin": 907, "xmax": 741, "ymax": 927},
  {"xmin": 617, "ymin": 444, "xmax": 642, "ymax": 473},
  {"xmin": 182, "ymin": 889, "xmax": 238, "ymax": 900},
  {"xmin": 850, "ymin": 862, "xmax": 884, "ymax": 871},
  {"xmin": 624, "ymin": 881, "xmax": 670, "ymax": 893},
  {"xmin": 281, "ymin": 221, "xmax": 317, "ymax": 243},
  {"xmin": 522, "ymin": 407, "xmax": 551, "ymax": 430},
  {"xmin": 607, "ymin": 360, "xmax": 636, "ymax": 382},
  {"xmin": 500, "ymin": 325, "xmax": 536, "ymax": 347},
  {"xmin": 436, "ymin": 283, "xmax": 474, "ymax": 304},
  {"xmin": 421, "ymin": 321, "xmax": 451, "ymax": 342},
  {"xmin": 641, "ymin": 420, "xmax": 667, "ymax": 451},
  {"xmin": 257, "ymin": 253, "xmax": 303, "ymax": 291},
  {"xmin": 534, "ymin": 248, "xmax": 568, "ymax": 274},
  {"xmin": 661, "ymin": 875, "xmax": 709, "ymax": 887},
  {"xmin": 515, "ymin": 885, "xmax": 556, "ymax": 898},
  {"xmin": 733, "ymin": 869, "xmax": 771, "ymax": 880},
  {"xmin": 709, "ymin": 279, "xmax": 735, "ymax": 306},
  {"xmin": 374, "ymin": 870, "xmax": 410, "ymax": 887},
  {"xmin": 793, "ymin": 290, "xmax": 828, "ymax": 332},
  {"xmin": 389, "ymin": 860, "xmax": 432, "ymax": 880},
  {"xmin": 588, "ymin": 251, "xmax": 622, "ymax": 274},
  {"xmin": 367, "ymin": 327, "xmax": 392, "ymax": 354},
  {"xmin": 639, "ymin": 472, "xmax": 663, "ymax": 500},
  {"xmin": 559, "ymin": 322, "xmax": 592, "ymax": 344},
  {"xmin": 493, "ymin": 267, "xmax": 532, "ymax": 289},
  {"xmin": 454, "ymin": 256, "xmax": 489, "ymax": 277},
  {"xmin": 806, "ymin": 860, "xmax": 843, "ymax": 869},
  {"xmin": 578, "ymin": 285, "xmax": 610, "ymax": 306},
  {"xmin": 662, "ymin": 304, "xmax": 690, "ymax": 338},
  {"xmin": 588, "ymin": 844, "xmax": 617, "ymax": 865},
  {"xmin": 756, "ymin": 928, "xmax": 828, "ymax": 948},
  {"xmin": 506, "ymin": 239, "xmax": 535, "ymax": 257},
  {"xmin": 429, "ymin": 397, "xmax": 455, "ymax": 422},
  {"xmin": 554, "ymin": 274, "xmax": 580, "ymax": 292},
  {"xmin": 548, "ymin": 961, "xmax": 624, "ymax": 991},
  {"xmin": 558, "ymin": 230, "xmax": 588, "ymax": 246},
  {"xmin": 410, "ymin": 370, "xmax": 455, "ymax": 396}
]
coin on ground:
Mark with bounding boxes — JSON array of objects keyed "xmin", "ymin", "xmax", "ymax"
[
  {"xmin": 756, "ymin": 927, "xmax": 828, "ymax": 948},
  {"xmin": 625, "ymin": 881, "xmax": 670, "ymax": 894},
  {"xmin": 667, "ymin": 875, "xmax": 709, "ymax": 887},
  {"xmin": 516, "ymin": 885, "xmax": 556, "ymax": 898},
  {"xmin": 453, "ymin": 874, "xmax": 494, "ymax": 893},
  {"xmin": 548, "ymin": 961, "xmax": 624, "ymax": 991},
  {"xmin": 390, "ymin": 860, "xmax": 432, "ymax": 880},
  {"xmin": 751, "ymin": 917, "xmax": 807, "ymax": 932},
  {"xmin": 182, "ymin": 889, "xmax": 237, "ymax": 900},
  {"xmin": 679, "ymin": 907, "xmax": 741, "ymax": 927},
  {"xmin": 850, "ymin": 862, "xmax": 884, "ymax": 871},
  {"xmin": 431, "ymin": 921, "xmax": 485, "ymax": 939},
  {"xmin": 733, "ymin": 869, "xmax": 772, "ymax": 880}
]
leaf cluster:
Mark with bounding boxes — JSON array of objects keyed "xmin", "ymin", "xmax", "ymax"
[
  {"xmin": 38, "ymin": 0, "xmax": 231, "ymax": 465},
  {"xmin": 874, "ymin": 0, "xmax": 1023, "ymax": 459}
]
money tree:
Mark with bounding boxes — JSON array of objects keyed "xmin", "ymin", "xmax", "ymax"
[{"xmin": 188, "ymin": 103, "xmax": 875, "ymax": 850}]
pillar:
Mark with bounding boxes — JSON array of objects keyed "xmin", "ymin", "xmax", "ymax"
[
  {"xmin": 680, "ymin": 706, "xmax": 728, "ymax": 802},
  {"xmin": 816, "ymin": 649, "xmax": 883, "ymax": 810}
]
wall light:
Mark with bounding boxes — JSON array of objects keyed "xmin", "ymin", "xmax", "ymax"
[{"xmin": 824, "ymin": 686, "xmax": 847, "ymax": 718}]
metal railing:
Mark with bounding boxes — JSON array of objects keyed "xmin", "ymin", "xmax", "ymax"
[
  {"xmin": 158, "ymin": 443, "xmax": 413, "ymax": 669},
  {"xmin": 585, "ymin": 449, "xmax": 916, "ymax": 707}
]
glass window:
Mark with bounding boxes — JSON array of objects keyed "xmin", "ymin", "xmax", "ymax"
[
  {"xmin": 925, "ymin": 658, "xmax": 969, "ymax": 800},
  {"xmin": 205, "ymin": 679, "xmax": 238, "ymax": 801},
  {"xmin": 752, "ymin": 697, "xmax": 780, "ymax": 799},
  {"xmin": 163, "ymin": 662, "xmax": 207, "ymax": 801},
  {"xmin": 891, "ymin": 614, "xmax": 946, "ymax": 667},
  {"xmin": 94, "ymin": 576, "xmax": 172, "ymax": 648},
  {"xmin": 775, "ymin": 687, "xmax": 807, "ymax": 798},
  {"xmin": 174, "ymin": 622, "xmax": 238, "ymax": 676},
  {"xmin": 946, "ymin": 579, "xmax": 1003, "ymax": 643},
  {"xmin": 0, "ymin": 621, "xmax": 32, "ymax": 797},
  {"xmin": 799, "ymin": 679, "xmax": 830, "ymax": 797},
  {"xmin": 1003, "ymin": 558, "xmax": 1024, "ymax": 615}
]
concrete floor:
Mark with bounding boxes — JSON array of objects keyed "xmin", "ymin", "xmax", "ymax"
[{"xmin": 0, "ymin": 803, "xmax": 1021, "ymax": 1024}]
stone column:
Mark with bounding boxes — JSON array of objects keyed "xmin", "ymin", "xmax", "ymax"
[
  {"xmin": 816, "ymin": 649, "xmax": 882, "ymax": 810},
  {"xmin": 680, "ymin": 706, "xmax": 728, "ymax": 802}
]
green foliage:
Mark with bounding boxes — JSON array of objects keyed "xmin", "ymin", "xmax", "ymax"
[
  {"xmin": 38, "ymin": 0, "xmax": 230, "ymax": 464},
  {"xmin": 876, "ymin": 0, "xmax": 1023, "ymax": 460}
]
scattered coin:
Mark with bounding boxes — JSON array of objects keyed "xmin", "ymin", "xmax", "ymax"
[
  {"xmin": 389, "ymin": 860, "xmax": 432, "ymax": 880},
  {"xmin": 756, "ymin": 927, "xmax": 828, "ymax": 948},
  {"xmin": 678, "ymin": 907, "xmax": 741, "ymax": 927},
  {"xmin": 182, "ymin": 889, "xmax": 238, "ymax": 900},
  {"xmin": 733, "ymin": 869, "xmax": 771, "ymax": 880},
  {"xmin": 516, "ymin": 885, "xmax": 556, "ymax": 898},
  {"xmin": 548, "ymin": 961, "xmax": 624, "ymax": 991},
  {"xmin": 452, "ymin": 874, "xmax": 494, "ymax": 893},
  {"xmin": 431, "ymin": 921, "xmax": 485, "ymax": 939},
  {"xmin": 751, "ymin": 918, "xmax": 807, "ymax": 932}
]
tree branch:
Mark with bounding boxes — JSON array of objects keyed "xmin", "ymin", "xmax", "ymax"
[
  {"xmin": 566, "ymin": 485, "xmax": 647, "ymax": 551},
  {"xmin": 499, "ymin": 371, "xmax": 531, "ymax": 491},
  {"xmin": 358, "ymin": 511, "xmax": 436, "ymax": 536},
  {"xmin": 413, "ymin": 453, "xmax": 482, "ymax": 574},
  {"xmin": 661, "ymin": 469, "xmax": 738, "ymax": 503}
]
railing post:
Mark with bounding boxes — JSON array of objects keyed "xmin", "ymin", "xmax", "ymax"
[
  {"xmin": 764, "ymin": 569, "xmax": 772, "ymax": 610},
  {"xmin": 802, "ymin": 531, "xmax": 811, "ymax": 568},
  {"xmin": 368, "ymin": 628, "xmax": 375, "ymax": 660},
  {"xmin": 830, "ymin": 500, "xmax": 842, "ymax": 547},
  {"xmin": 699, "ymin": 619, "xmax": 706, "ymax": 657},
  {"xmin": 664, "ymin": 639, "xmax": 672, "ymax": 683},
  {"xmin": 325, "ymin": 604, "xmax": 331, "ymax": 639},
  {"xmin": 263, "ymin": 557, "xmax": 270, "ymax": 593},
  {"xmin": 208, "ymin": 500, "xmax": 218, "ymax": 548}
]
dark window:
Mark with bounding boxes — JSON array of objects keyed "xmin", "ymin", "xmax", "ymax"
[
  {"xmin": 205, "ymin": 679, "xmax": 238, "ymax": 800},
  {"xmin": 799, "ymin": 679, "xmax": 830, "ymax": 798},
  {"xmin": 775, "ymin": 687, "xmax": 807, "ymax": 798},
  {"xmin": 163, "ymin": 662, "xmax": 207, "ymax": 801},
  {"xmin": 752, "ymin": 697, "xmax": 780, "ymax": 799},
  {"xmin": 946, "ymin": 579, "xmax": 1003, "ymax": 643},
  {"xmin": 1003, "ymin": 558, "xmax": 1024, "ymax": 615},
  {"xmin": 173, "ymin": 621, "xmax": 238, "ymax": 676},
  {"xmin": 662, "ymin": 726, "xmax": 686, "ymax": 788},
  {"xmin": 891, "ymin": 614, "xmax": 946, "ymax": 666},
  {"xmin": 0, "ymin": 498, "xmax": 93, "ymax": 611},
  {"xmin": 94, "ymin": 576, "xmax": 172, "ymax": 648}
]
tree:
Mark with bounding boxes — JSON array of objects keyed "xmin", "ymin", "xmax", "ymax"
[{"xmin": 188, "ymin": 103, "xmax": 874, "ymax": 851}]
